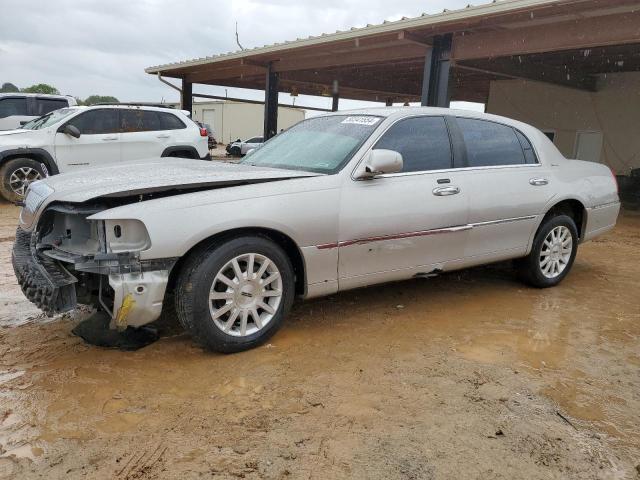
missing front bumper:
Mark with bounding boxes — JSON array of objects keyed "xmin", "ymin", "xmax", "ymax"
[{"xmin": 12, "ymin": 228, "xmax": 77, "ymax": 315}]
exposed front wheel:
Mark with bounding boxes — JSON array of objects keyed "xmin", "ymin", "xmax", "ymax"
[
  {"xmin": 517, "ymin": 214, "xmax": 578, "ymax": 288},
  {"xmin": 175, "ymin": 236, "xmax": 295, "ymax": 352},
  {"xmin": 0, "ymin": 158, "xmax": 45, "ymax": 202}
]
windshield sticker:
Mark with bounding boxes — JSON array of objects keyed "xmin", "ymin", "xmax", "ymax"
[{"xmin": 341, "ymin": 116, "xmax": 381, "ymax": 126}]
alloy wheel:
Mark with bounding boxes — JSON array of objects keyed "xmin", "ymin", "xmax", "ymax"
[
  {"xmin": 539, "ymin": 225, "xmax": 573, "ymax": 278},
  {"xmin": 9, "ymin": 167, "xmax": 42, "ymax": 197},
  {"xmin": 209, "ymin": 253, "xmax": 283, "ymax": 337}
]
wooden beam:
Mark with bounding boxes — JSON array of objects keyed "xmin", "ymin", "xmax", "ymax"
[
  {"xmin": 397, "ymin": 30, "xmax": 432, "ymax": 46},
  {"xmin": 186, "ymin": 65, "xmax": 266, "ymax": 83},
  {"xmin": 454, "ymin": 60, "xmax": 598, "ymax": 92},
  {"xmin": 191, "ymin": 93, "xmax": 332, "ymax": 112},
  {"xmin": 452, "ymin": 11, "xmax": 640, "ymax": 61},
  {"xmin": 272, "ymin": 43, "xmax": 428, "ymax": 72}
]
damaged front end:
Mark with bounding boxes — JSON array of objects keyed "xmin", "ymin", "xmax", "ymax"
[{"xmin": 13, "ymin": 200, "xmax": 176, "ymax": 330}]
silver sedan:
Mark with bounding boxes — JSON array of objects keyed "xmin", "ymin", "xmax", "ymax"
[{"xmin": 14, "ymin": 107, "xmax": 620, "ymax": 352}]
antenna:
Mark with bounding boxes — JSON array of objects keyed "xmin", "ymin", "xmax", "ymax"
[{"xmin": 235, "ymin": 22, "xmax": 245, "ymax": 51}]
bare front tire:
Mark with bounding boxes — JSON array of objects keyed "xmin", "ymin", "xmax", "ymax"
[
  {"xmin": 0, "ymin": 158, "xmax": 45, "ymax": 202},
  {"xmin": 175, "ymin": 236, "xmax": 295, "ymax": 353},
  {"xmin": 518, "ymin": 214, "xmax": 578, "ymax": 288}
]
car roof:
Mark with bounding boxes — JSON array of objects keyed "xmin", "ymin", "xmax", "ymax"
[
  {"xmin": 65, "ymin": 104, "xmax": 187, "ymax": 115},
  {"xmin": 321, "ymin": 106, "xmax": 537, "ymax": 133},
  {"xmin": 0, "ymin": 92, "xmax": 75, "ymax": 99}
]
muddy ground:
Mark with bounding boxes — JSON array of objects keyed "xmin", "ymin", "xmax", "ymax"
[{"xmin": 0, "ymin": 200, "xmax": 638, "ymax": 479}]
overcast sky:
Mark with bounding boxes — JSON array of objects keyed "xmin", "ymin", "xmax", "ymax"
[{"xmin": 2, "ymin": 0, "xmax": 484, "ymax": 110}]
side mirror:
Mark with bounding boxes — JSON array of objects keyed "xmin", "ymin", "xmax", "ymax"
[
  {"xmin": 61, "ymin": 124, "xmax": 81, "ymax": 138},
  {"xmin": 355, "ymin": 149, "xmax": 403, "ymax": 179},
  {"xmin": 19, "ymin": 121, "xmax": 28, "ymax": 126}
]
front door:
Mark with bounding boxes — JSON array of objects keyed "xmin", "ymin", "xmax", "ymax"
[
  {"xmin": 338, "ymin": 115, "xmax": 469, "ymax": 290},
  {"xmin": 54, "ymin": 108, "xmax": 121, "ymax": 172}
]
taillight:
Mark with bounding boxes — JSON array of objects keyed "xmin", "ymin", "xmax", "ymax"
[
  {"xmin": 610, "ymin": 167, "xmax": 619, "ymax": 194},
  {"xmin": 199, "ymin": 127, "xmax": 208, "ymax": 137}
]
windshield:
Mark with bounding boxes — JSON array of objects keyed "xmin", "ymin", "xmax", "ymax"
[
  {"xmin": 240, "ymin": 114, "xmax": 383, "ymax": 174},
  {"xmin": 21, "ymin": 108, "xmax": 77, "ymax": 130}
]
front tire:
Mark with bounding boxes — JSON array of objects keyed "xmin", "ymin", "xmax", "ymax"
[
  {"xmin": 175, "ymin": 236, "xmax": 295, "ymax": 353},
  {"xmin": 517, "ymin": 214, "xmax": 578, "ymax": 288},
  {"xmin": 0, "ymin": 158, "xmax": 45, "ymax": 202}
]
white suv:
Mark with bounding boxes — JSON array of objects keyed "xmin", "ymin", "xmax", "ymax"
[
  {"xmin": 0, "ymin": 105, "xmax": 210, "ymax": 201},
  {"xmin": 0, "ymin": 93, "xmax": 77, "ymax": 131}
]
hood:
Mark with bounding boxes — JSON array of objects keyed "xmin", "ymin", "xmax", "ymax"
[{"xmin": 38, "ymin": 158, "xmax": 319, "ymax": 204}]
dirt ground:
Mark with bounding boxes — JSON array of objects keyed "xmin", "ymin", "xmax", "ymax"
[{"xmin": 0, "ymin": 199, "xmax": 638, "ymax": 479}]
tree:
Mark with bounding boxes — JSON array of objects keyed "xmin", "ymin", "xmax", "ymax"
[
  {"xmin": 21, "ymin": 84, "xmax": 60, "ymax": 95},
  {"xmin": 0, "ymin": 82, "xmax": 19, "ymax": 93},
  {"xmin": 82, "ymin": 95, "xmax": 119, "ymax": 106}
]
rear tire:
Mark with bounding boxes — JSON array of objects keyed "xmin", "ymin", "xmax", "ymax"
[
  {"xmin": 175, "ymin": 236, "xmax": 295, "ymax": 353},
  {"xmin": 517, "ymin": 214, "xmax": 578, "ymax": 288},
  {"xmin": 0, "ymin": 158, "xmax": 45, "ymax": 202}
]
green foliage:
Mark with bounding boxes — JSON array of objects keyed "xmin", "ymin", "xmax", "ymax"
[
  {"xmin": 0, "ymin": 82, "xmax": 20, "ymax": 93},
  {"xmin": 81, "ymin": 95, "xmax": 119, "ymax": 106},
  {"xmin": 21, "ymin": 83, "xmax": 60, "ymax": 95}
]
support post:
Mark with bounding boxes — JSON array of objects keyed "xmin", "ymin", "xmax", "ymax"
[
  {"xmin": 421, "ymin": 34, "xmax": 452, "ymax": 107},
  {"xmin": 180, "ymin": 78, "xmax": 192, "ymax": 115},
  {"xmin": 331, "ymin": 80, "xmax": 339, "ymax": 112},
  {"xmin": 263, "ymin": 64, "xmax": 279, "ymax": 139}
]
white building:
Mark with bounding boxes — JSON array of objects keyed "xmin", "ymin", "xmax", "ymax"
[{"xmin": 172, "ymin": 100, "xmax": 305, "ymax": 144}]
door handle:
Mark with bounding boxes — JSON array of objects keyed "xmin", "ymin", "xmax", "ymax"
[
  {"xmin": 432, "ymin": 186, "xmax": 460, "ymax": 196},
  {"xmin": 156, "ymin": 134, "xmax": 170, "ymax": 139},
  {"xmin": 102, "ymin": 136, "xmax": 118, "ymax": 141},
  {"xmin": 529, "ymin": 177, "xmax": 549, "ymax": 186}
]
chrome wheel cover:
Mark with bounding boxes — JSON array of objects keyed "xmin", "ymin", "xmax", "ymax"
[
  {"xmin": 9, "ymin": 167, "xmax": 42, "ymax": 197},
  {"xmin": 539, "ymin": 226, "xmax": 573, "ymax": 279},
  {"xmin": 209, "ymin": 253, "xmax": 282, "ymax": 337}
]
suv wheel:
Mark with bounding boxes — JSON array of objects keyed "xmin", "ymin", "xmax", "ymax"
[
  {"xmin": 175, "ymin": 236, "xmax": 295, "ymax": 352},
  {"xmin": 517, "ymin": 214, "xmax": 578, "ymax": 288},
  {"xmin": 0, "ymin": 158, "xmax": 45, "ymax": 202}
]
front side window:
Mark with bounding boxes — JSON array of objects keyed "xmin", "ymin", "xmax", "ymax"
[
  {"xmin": 36, "ymin": 98, "xmax": 68, "ymax": 116},
  {"xmin": 240, "ymin": 115, "xmax": 382, "ymax": 174},
  {"xmin": 457, "ymin": 118, "xmax": 528, "ymax": 167},
  {"xmin": 65, "ymin": 109, "xmax": 119, "ymax": 135},
  {"xmin": 0, "ymin": 97, "xmax": 28, "ymax": 118},
  {"xmin": 373, "ymin": 116, "xmax": 452, "ymax": 172},
  {"xmin": 246, "ymin": 137, "xmax": 263, "ymax": 143}
]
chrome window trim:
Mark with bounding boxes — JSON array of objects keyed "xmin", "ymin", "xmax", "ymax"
[{"xmin": 349, "ymin": 113, "xmax": 542, "ymax": 181}]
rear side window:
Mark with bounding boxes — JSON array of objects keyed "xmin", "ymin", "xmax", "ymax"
[
  {"xmin": 0, "ymin": 97, "xmax": 28, "ymax": 118},
  {"xmin": 36, "ymin": 98, "xmax": 68, "ymax": 116},
  {"xmin": 515, "ymin": 130, "xmax": 538, "ymax": 164},
  {"xmin": 457, "ymin": 118, "xmax": 528, "ymax": 167},
  {"xmin": 65, "ymin": 109, "xmax": 119, "ymax": 134},
  {"xmin": 159, "ymin": 112, "xmax": 186, "ymax": 130},
  {"xmin": 374, "ymin": 116, "xmax": 452, "ymax": 172}
]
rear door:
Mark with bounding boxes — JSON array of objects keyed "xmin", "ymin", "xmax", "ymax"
[
  {"xmin": 451, "ymin": 117, "xmax": 553, "ymax": 259},
  {"xmin": 54, "ymin": 108, "xmax": 121, "ymax": 171},
  {"xmin": 119, "ymin": 109, "xmax": 168, "ymax": 160}
]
